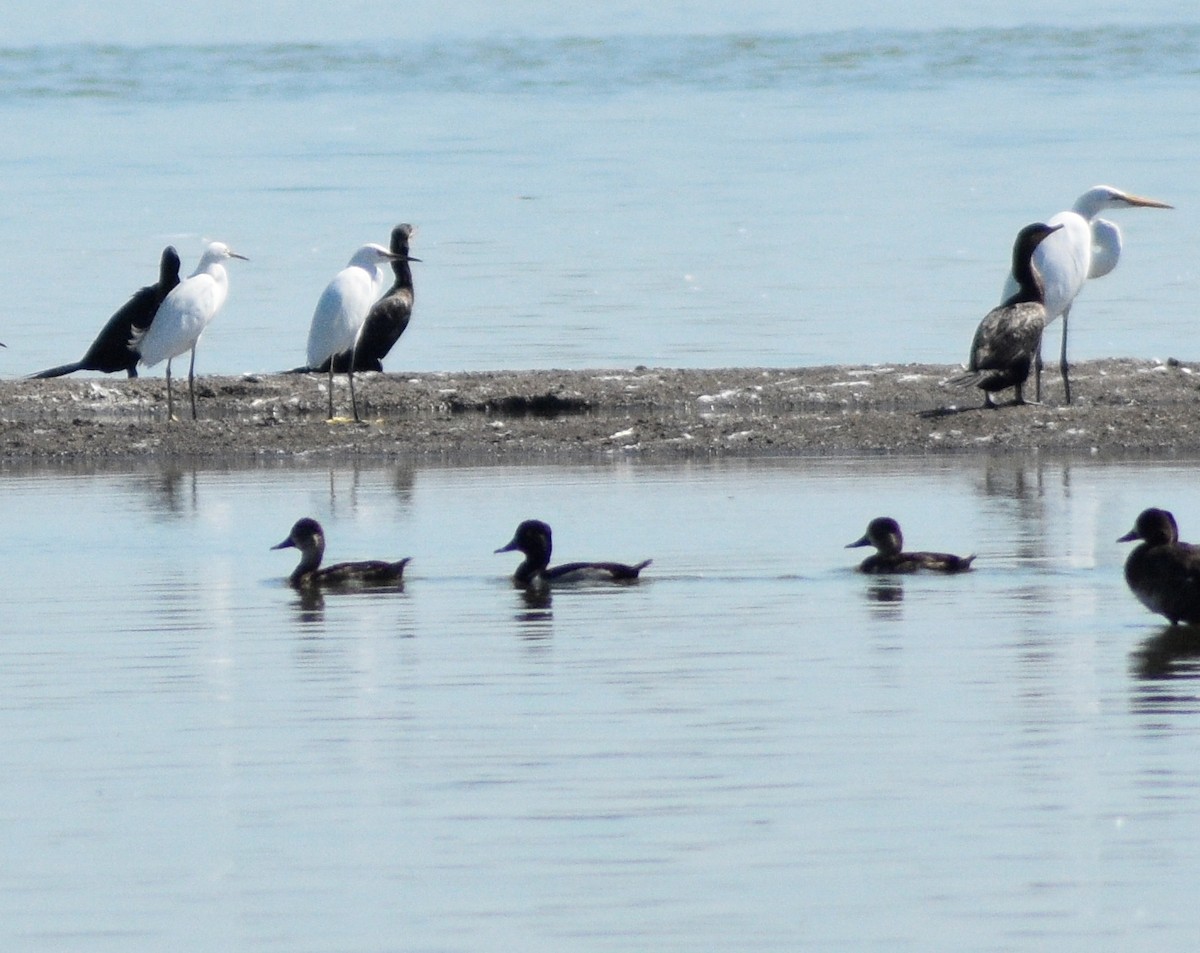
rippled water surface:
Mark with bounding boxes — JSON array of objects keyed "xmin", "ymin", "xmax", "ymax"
[
  {"xmin": 1, "ymin": 19, "xmax": 1198, "ymax": 377},
  {"xmin": 3, "ymin": 456, "xmax": 1200, "ymax": 950}
]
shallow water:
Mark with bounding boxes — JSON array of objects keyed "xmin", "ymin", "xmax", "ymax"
[
  {"xmin": 3, "ymin": 455, "xmax": 1200, "ymax": 950},
  {"xmin": 1, "ymin": 19, "xmax": 1198, "ymax": 379}
]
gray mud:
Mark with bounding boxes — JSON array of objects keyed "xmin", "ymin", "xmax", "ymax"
[{"xmin": 1, "ymin": 359, "xmax": 1198, "ymax": 463}]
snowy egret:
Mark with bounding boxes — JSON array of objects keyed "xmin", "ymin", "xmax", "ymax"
[
  {"xmin": 134, "ymin": 241, "xmax": 248, "ymax": 421},
  {"xmin": 952, "ymin": 222, "xmax": 1063, "ymax": 408},
  {"xmin": 1001, "ymin": 186, "xmax": 1172, "ymax": 404},
  {"xmin": 320, "ymin": 224, "xmax": 420, "ymax": 373},
  {"xmin": 31, "ymin": 246, "xmax": 181, "ymax": 379},
  {"xmin": 846, "ymin": 517, "xmax": 975, "ymax": 574},
  {"xmin": 305, "ymin": 242, "xmax": 402, "ymax": 421},
  {"xmin": 1118, "ymin": 508, "xmax": 1200, "ymax": 626},
  {"xmin": 495, "ymin": 519, "xmax": 652, "ymax": 589},
  {"xmin": 272, "ymin": 517, "xmax": 411, "ymax": 588}
]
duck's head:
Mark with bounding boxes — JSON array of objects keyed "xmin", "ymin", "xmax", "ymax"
[
  {"xmin": 1118, "ymin": 508, "xmax": 1179, "ymax": 547},
  {"xmin": 847, "ymin": 517, "xmax": 903, "ymax": 556},
  {"xmin": 496, "ymin": 519, "xmax": 553, "ymax": 564},
  {"xmin": 273, "ymin": 517, "xmax": 326, "ymax": 558}
]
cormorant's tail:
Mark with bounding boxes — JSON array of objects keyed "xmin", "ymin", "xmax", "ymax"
[
  {"xmin": 29, "ymin": 361, "xmax": 85, "ymax": 379},
  {"xmin": 945, "ymin": 370, "xmax": 984, "ymax": 388}
]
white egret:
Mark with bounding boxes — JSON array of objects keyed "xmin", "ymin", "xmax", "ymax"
[
  {"xmin": 305, "ymin": 242, "xmax": 401, "ymax": 421},
  {"xmin": 953, "ymin": 222, "xmax": 1063, "ymax": 408},
  {"xmin": 32, "ymin": 246, "xmax": 181, "ymax": 379},
  {"xmin": 134, "ymin": 241, "xmax": 248, "ymax": 420},
  {"xmin": 1001, "ymin": 185, "xmax": 1172, "ymax": 404},
  {"xmin": 320, "ymin": 224, "xmax": 420, "ymax": 373}
]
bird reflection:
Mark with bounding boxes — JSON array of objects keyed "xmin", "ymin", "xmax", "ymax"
[
  {"xmin": 867, "ymin": 579, "xmax": 904, "ymax": 604},
  {"xmin": 513, "ymin": 587, "xmax": 553, "ymax": 640},
  {"xmin": 290, "ymin": 585, "xmax": 327, "ymax": 622},
  {"xmin": 1131, "ymin": 626, "xmax": 1200, "ymax": 684},
  {"xmin": 146, "ymin": 466, "xmax": 199, "ymax": 517}
]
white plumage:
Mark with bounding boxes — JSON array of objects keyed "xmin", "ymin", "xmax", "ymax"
[
  {"xmin": 305, "ymin": 242, "xmax": 397, "ymax": 421},
  {"xmin": 135, "ymin": 240, "xmax": 248, "ymax": 420},
  {"xmin": 1001, "ymin": 185, "xmax": 1171, "ymax": 403}
]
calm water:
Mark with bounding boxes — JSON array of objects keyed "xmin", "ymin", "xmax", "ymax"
[
  {"xmin": 5, "ymin": 6, "xmax": 1200, "ymax": 950},
  {"xmin": 0, "ymin": 20, "xmax": 1198, "ymax": 376},
  {"xmin": 2, "ymin": 455, "xmax": 1200, "ymax": 950}
]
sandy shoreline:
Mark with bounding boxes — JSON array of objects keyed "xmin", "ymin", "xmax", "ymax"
[{"xmin": 1, "ymin": 359, "xmax": 1198, "ymax": 463}]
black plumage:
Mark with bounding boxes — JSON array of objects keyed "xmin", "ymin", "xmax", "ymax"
[
  {"xmin": 272, "ymin": 517, "xmax": 410, "ymax": 589},
  {"xmin": 949, "ymin": 222, "xmax": 1062, "ymax": 408},
  {"xmin": 1118, "ymin": 508, "xmax": 1200, "ymax": 626},
  {"xmin": 319, "ymin": 224, "xmax": 418, "ymax": 373},
  {"xmin": 495, "ymin": 519, "xmax": 651, "ymax": 589},
  {"xmin": 846, "ymin": 516, "xmax": 975, "ymax": 574},
  {"xmin": 31, "ymin": 246, "xmax": 181, "ymax": 379}
]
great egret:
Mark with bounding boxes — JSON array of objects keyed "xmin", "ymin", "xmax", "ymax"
[
  {"xmin": 845, "ymin": 517, "xmax": 975, "ymax": 574},
  {"xmin": 495, "ymin": 519, "xmax": 652, "ymax": 589},
  {"xmin": 1118, "ymin": 508, "xmax": 1200, "ymax": 626},
  {"xmin": 306, "ymin": 243, "xmax": 405, "ymax": 421},
  {"xmin": 134, "ymin": 241, "xmax": 248, "ymax": 421},
  {"xmin": 1002, "ymin": 185, "xmax": 1173, "ymax": 404},
  {"xmin": 953, "ymin": 222, "xmax": 1063, "ymax": 408},
  {"xmin": 32, "ymin": 246, "xmax": 181, "ymax": 379},
  {"xmin": 272, "ymin": 517, "xmax": 411, "ymax": 588},
  {"xmin": 319, "ymin": 224, "xmax": 419, "ymax": 373}
]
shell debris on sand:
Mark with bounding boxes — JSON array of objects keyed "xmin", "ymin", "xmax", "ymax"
[{"xmin": 1, "ymin": 359, "xmax": 1199, "ymax": 461}]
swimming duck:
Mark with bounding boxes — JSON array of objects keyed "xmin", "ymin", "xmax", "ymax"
[
  {"xmin": 950, "ymin": 221, "xmax": 1063, "ymax": 408},
  {"xmin": 495, "ymin": 519, "xmax": 651, "ymax": 588},
  {"xmin": 846, "ymin": 517, "xmax": 975, "ymax": 574},
  {"xmin": 272, "ymin": 517, "xmax": 410, "ymax": 588},
  {"xmin": 1118, "ymin": 508, "xmax": 1200, "ymax": 625}
]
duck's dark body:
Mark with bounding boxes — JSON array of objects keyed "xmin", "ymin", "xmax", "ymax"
[
  {"xmin": 314, "ymin": 224, "xmax": 416, "ymax": 374},
  {"xmin": 31, "ymin": 246, "xmax": 181, "ymax": 379},
  {"xmin": 1118, "ymin": 508, "xmax": 1200, "ymax": 625},
  {"xmin": 950, "ymin": 222, "xmax": 1062, "ymax": 408},
  {"xmin": 273, "ymin": 517, "xmax": 410, "ymax": 588},
  {"xmin": 495, "ymin": 519, "xmax": 651, "ymax": 588},
  {"xmin": 847, "ymin": 517, "xmax": 975, "ymax": 575}
]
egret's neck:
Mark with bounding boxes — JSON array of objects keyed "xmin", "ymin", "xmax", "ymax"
[{"xmin": 1071, "ymin": 193, "xmax": 1108, "ymax": 221}]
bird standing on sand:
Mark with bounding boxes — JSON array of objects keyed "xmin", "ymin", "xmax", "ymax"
[
  {"xmin": 846, "ymin": 517, "xmax": 975, "ymax": 574},
  {"xmin": 320, "ymin": 224, "xmax": 419, "ymax": 373},
  {"xmin": 305, "ymin": 242, "xmax": 403, "ymax": 421},
  {"xmin": 272, "ymin": 517, "xmax": 410, "ymax": 588},
  {"xmin": 32, "ymin": 246, "xmax": 181, "ymax": 379},
  {"xmin": 133, "ymin": 241, "xmax": 247, "ymax": 420},
  {"xmin": 1118, "ymin": 507, "xmax": 1200, "ymax": 626},
  {"xmin": 951, "ymin": 222, "xmax": 1062, "ymax": 409},
  {"xmin": 495, "ymin": 519, "xmax": 652, "ymax": 589},
  {"xmin": 1001, "ymin": 186, "xmax": 1172, "ymax": 404}
]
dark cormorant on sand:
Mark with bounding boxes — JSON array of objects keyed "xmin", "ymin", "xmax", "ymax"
[
  {"xmin": 950, "ymin": 222, "xmax": 1063, "ymax": 408},
  {"xmin": 31, "ymin": 246, "xmax": 181, "ymax": 379},
  {"xmin": 315, "ymin": 224, "xmax": 419, "ymax": 373}
]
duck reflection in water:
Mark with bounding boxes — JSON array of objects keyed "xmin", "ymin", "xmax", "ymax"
[
  {"xmin": 1118, "ymin": 508, "xmax": 1200, "ymax": 627},
  {"xmin": 846, "ymin": 517, "xmax": 976, "ymax": 574},
  {"xmin": 1131, "ymin": 626, "xmax": 1200, "ymax": 689}
]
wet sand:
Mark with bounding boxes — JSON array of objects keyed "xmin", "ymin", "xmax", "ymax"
[{"xmin": 1, "ymin": 359, "xmax": 1198, "ymax": 463}]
